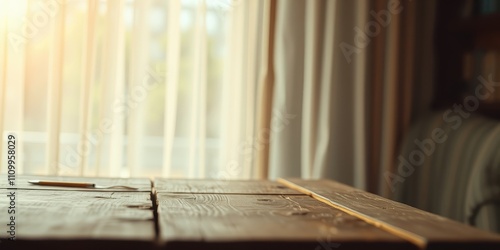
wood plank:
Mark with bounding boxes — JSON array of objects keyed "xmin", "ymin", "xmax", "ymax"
[
  {"xmin": 0, "ymin": 189, "xmax": 155, "ymax": 250},
  {"xmin": 279, "ymin": 178, "xmax": 500, "ymax": 250},
  {"xmin": 0, "ymin": 175, "xmax": 151, "ymax": 192},
  {"xmin": 156, "ymin": 193, "xmax": 416, "ymax": 250},
  {"xmin": 154, "ymin": 178, "xmax": 302, "ymax": 195}
]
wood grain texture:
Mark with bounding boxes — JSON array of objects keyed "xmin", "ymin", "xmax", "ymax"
[
  {"xmin": 0, "ymin": 175, "xmax": 151, "ymax": 192},
  {"xmin": 154, "ymin": 179, "xmax": 302, "ymax": 195},
  {"xmin": 279, "ymin": 178, "xmax": 500, "ymax": 250},
  {"xmin": 0, "ymin": 189, "xmax": 155, "ymax": 250},
  {"xmin": 156, "ymin": 193, "xmax": 416, "ymax": 250}
]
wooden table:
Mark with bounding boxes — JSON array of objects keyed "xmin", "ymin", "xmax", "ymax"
[{"xmin": 1, "ymin": 175, "xmax": 500, "ymax": 250}]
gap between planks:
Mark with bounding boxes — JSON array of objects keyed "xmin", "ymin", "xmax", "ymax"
[{"xmin": 155, "ymin": 192, "xmax": 308, "ymax": 195}]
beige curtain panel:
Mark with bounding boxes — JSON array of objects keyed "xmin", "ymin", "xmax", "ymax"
[{"xmin": 267, "ymin": 0, "xmax": 435, "ymax": 194}]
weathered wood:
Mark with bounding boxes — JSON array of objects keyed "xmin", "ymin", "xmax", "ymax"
[
  {"xmin": 0, "ymin": 175, "xmax": 151, "ymax": 192},
  {"xmin": 154, "ymin": 178, "xmax": 302, "ymax": 195},
  {"xmin": 3, "ymin": 176, "xmax": 498, "ymax": 250},
  {"xmin": 0, "ymin": 189, "xmax": 155, "ymax": 250},
  {"xmin": 156, "ymin": 193, "xmax": 416, "ymax": 250},
  {"xmin": 279, "ymin": 178, "xmax": 500, "ymax": 250}
]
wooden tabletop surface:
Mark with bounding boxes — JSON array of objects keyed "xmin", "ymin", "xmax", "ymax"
[{"xmin": 1, "ymin": 175, "xmax": 499, "ymax": 250}]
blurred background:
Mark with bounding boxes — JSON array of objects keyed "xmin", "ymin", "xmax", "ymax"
[{"xmin": 0, "ymin": 0, "xmax": 499, "ymax": 233}]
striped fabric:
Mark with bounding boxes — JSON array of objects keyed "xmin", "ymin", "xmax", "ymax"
[{"xmin": 393, "ymin": 111, "xmax": 500, "ymax": 233}]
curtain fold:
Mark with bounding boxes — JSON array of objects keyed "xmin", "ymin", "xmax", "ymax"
[
  {"xmin": 352, "ymin": 0, "xmax": 369, "ymax": 189},
  {"xmin": 378, "ymin": 0, "xmax": 402, "ymax": 196},
  {"xmin": 127, "ymin": 0, "xmax": 150, "ymax": 177},
  {"xmin": 162, "ymin": 0, "xmax": 181, "ymax": 177},
  {"xmin": 78, "ymin": 0, "xmax": 97, "ymax": 176},
  {"xmin": 254, "ymin": 0, "xmax": 277, "ymax": 179},
  {"xmin": 187, "ymin": 0, "xmax": 207, "ymax": 178},
  {"xmin": 269, "ymin": 0, "xmax": 306, "ymax": 178},
  {"xmin": 368, "ymin": 0, "xmax": 387, "ymax": 193},
  {"xmin": 96, "ymin": 0, "xmax": 126, "ymax": 177},
  {"xmin": 301, "ymin": 0, "xmax": 323, "ymax": 179},
  {"xmin": 46, "ymin": 0, "xmax": 66, "ymax": 175},
  {"xmin": 219, "ymin": 0, "xmax": 245, "ymax": 179}
]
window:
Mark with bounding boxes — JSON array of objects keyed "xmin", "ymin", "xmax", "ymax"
[{"xmin": 0, "ymin": 0, "xmax": 267, "ymax": 178}]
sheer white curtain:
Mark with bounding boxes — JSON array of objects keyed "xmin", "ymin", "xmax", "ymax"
[{"xmin": 0, "ymin": 0, "xmax": 272, "ymax": 179}]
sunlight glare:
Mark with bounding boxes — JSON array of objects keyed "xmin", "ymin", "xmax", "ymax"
[{"xmin": 6, "ymin": 0, "xmax": 28, "ymax": 21}]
